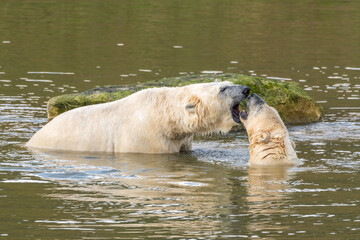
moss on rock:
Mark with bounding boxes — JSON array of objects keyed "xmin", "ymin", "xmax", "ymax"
[{"xmin": 47, "ymin": 74, "xmax": 323, "ymax": 124}]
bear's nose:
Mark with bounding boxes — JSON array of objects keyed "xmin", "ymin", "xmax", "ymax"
[{"xmin": 242, "ymin": 87, "xmax": 250, "ymax": 96}]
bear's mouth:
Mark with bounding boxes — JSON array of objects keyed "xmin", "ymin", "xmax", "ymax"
[{"xmin": 231, "ymin": 103, "xmax": 241, "ymax": 124}]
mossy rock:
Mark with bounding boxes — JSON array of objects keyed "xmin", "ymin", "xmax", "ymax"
[{"xmin": 47, "ymin": 74, "xmax": 323, "ymax": 125}]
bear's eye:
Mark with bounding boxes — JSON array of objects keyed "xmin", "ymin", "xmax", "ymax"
[
  {"xmin": 185, "ymin": 103, "xmax": 197, "ymax": 113},
  {"xmin": 185, "ymin": 104, "xmax": 195, "ymax": 109},
  {"xmin": 220, "ymin": 86, "xmax": 228, "ymax": 93}
]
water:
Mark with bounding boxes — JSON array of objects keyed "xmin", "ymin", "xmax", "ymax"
[{"xmin": 1, "ymin": 0, "xmax": 359, "ymax": 239}]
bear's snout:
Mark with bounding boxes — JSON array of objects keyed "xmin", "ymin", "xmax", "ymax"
[
  {"xmin": 242, "ymin": 86, "xmax": 250, "ymax": 97},
  {"xmin": 221, "ymin": 85, "xmax": 251, "ymax": 99},
  {"xmin": 247, "ymin": 94, "xmax": 266, "ymax": 112}
]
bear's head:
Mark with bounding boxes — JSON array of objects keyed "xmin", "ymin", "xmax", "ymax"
[
  {"xmin": 180, "ymin": 81, "xmax": 250, "ymax": 135},
  {"xmin": 239, "ymin": 94, "xmax": 298, "ymax": 165}
]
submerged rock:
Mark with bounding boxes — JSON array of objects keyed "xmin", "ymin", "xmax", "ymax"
[{"xmin": 47, "ymin": 74, "xmax": 323, "ymax": 124}]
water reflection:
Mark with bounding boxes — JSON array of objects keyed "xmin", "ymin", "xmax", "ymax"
[
  {"xmin": 23, "ymin": 148, "xmax": 304, "ymax": 238},
  {"xmin": 29, "ymin": 148, "xmax": 236, "ymax": 200},
  {"xmin": 27, "ymin": 149, "xmax": 250, "ymax": 237},
  {"xmin": 246, "ymin": 166, "xmax": 295, "ymax": 234}
]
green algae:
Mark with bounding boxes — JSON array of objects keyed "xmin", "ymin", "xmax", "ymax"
[{"xmin": 47, "ymin": 74, "xmax": 323, "ymax": 124}]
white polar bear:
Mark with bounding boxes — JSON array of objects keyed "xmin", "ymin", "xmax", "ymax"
[
  {"xmin": 239, "ymin": 94, "xmax": 298, "ymax": 165},
  {"xmin": 26, "ymin": 81, "xmax": 250, "ymax": 153}
]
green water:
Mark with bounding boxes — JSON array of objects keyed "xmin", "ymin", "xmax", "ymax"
[{"xmin": 0, "ymin": 1, "xmax": 359, "ymax": 239}]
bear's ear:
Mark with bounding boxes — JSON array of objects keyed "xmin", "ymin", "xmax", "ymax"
[
  {"xmin": 260, "ymin": 132, "xmax": 270, "ymax": 143},
  {"xmin": 255, "ymin": 132, "xmax": 270, "ymax": 143},
  {"xmin": 185, "ymin": 96, "xmax": 203, "ymax": 114}
]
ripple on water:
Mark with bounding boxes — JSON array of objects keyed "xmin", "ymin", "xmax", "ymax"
[
  {"xmin": 289, "ymin": 121, "xmax": 360, "ymax": 141},
  {"xmin": 1, "ymin": 179, "xmax": 50, "ymax": 184},
  {"xmin": 27, "ymin": 72, "xmax": 75, "ymax": 75}
]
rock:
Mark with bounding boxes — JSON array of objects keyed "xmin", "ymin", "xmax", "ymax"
[{"xmin": 47, "ymin": 74, "xmax": 323, "ymax": 124}]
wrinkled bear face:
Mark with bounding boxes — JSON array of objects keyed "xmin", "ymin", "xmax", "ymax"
[
  {"xmin": 240, "ymin": 94, "xmax": 298, "ymax": 165},
  {"xmin": 240, "ymin": 93, "xmax": 287, "ymax": 142},
  {"xmin": 183, "ymin": 81, "xmax": 250, "ymax": 134}
]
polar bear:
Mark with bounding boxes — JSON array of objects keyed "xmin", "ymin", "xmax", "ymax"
[
  {"xmin": 26, "ymin": 81, "xmax": 250, "ymax": 153},
  {"xmin": 239, "ymin": 94, "xmax": 298, "ymax": 165}
]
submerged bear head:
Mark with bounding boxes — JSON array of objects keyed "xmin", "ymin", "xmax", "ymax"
[
  {"xmin": 239, "ymin": 94, "xmax": 298, "ymax": 165},
  {"xmin": 179, "ymin": 81, "xmax": 250, "ymax": 135}
]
